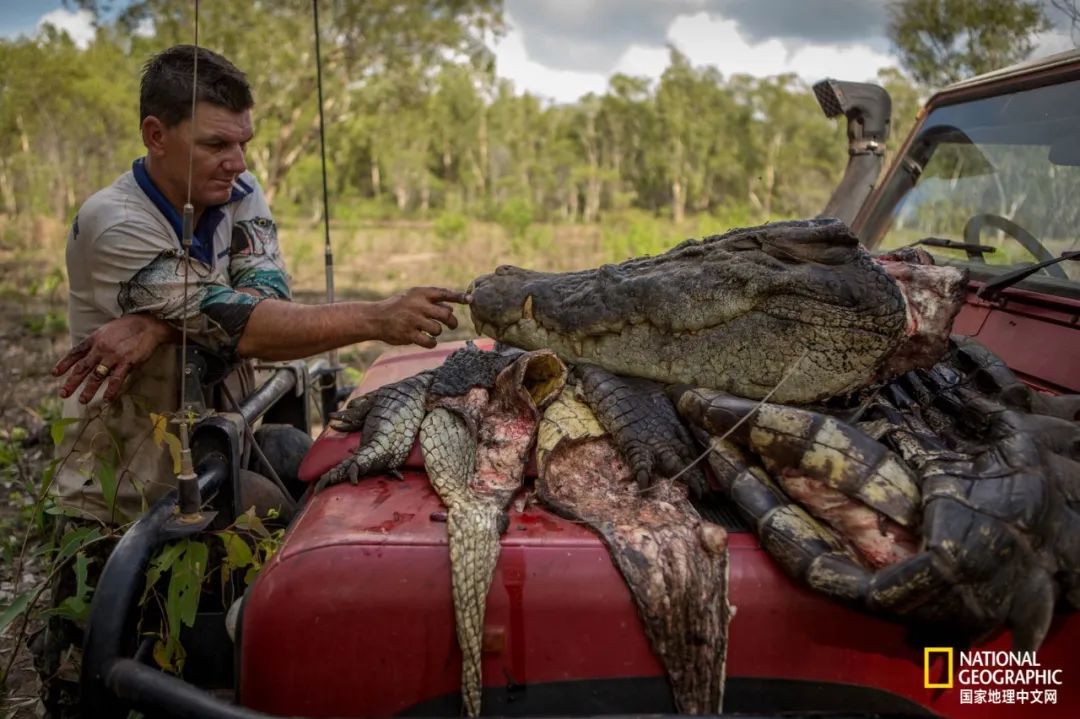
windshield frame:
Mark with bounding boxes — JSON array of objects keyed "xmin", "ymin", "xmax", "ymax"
[{"xmin": 853, "ymin": 54, "xmax": 1080, "ymax": 301}]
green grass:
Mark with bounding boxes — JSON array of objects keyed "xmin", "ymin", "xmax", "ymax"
[
  {"xmin": 2, "ymin": 206, "xmax": 776, "ymax": 304},
  {"xmin": 276, "ymin": 210, "xmax": 757, "ymax": 297}
]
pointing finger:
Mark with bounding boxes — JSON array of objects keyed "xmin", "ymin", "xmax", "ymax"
[{"xmin": 424, "ymin": 287, "xmax": 472, "ymax": 305}]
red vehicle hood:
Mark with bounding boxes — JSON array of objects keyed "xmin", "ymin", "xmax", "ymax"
[{"xmin": 242, "ymin": 313, "xmax": 1078, "ymax": 717}]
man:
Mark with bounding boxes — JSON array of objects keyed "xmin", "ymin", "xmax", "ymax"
[
  {"xmin": 35, "ymin": 44, "xmax": 469, "ymax": 716},
  {"xmin": 51, "ymin": 44, "xmax": 469, "ymax": 522}
]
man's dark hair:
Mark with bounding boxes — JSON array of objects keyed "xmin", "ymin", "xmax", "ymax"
[{"xmin": 140, "ymin": 45, "xmax": 253, "ymax": 126}]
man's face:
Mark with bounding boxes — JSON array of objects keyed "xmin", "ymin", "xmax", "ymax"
[{"xmin": 151, "ymin": 102, "xmax": 253, "ymax": 209}]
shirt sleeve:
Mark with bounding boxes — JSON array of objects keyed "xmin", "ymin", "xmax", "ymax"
[
  {"xmin": 92, "ymin": 221, "xmax": 264, "ymax": 359},
  {"xmin": 228, "ymin": 180, "xmax": 291, "ymax": 301}
]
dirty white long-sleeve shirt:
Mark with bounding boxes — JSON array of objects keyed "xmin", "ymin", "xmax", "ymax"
[{"xmin": 56, "ymin": 159, "xmax": 291, "ymax": 522}]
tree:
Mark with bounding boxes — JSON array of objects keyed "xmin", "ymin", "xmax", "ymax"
[
  {"xmin": 3, "ymin": 2, "xmax": 868, "ymax": 230},
  {"xmin": 887, "ymin": 0, "xmax": 1050, "ymax": 88},
  {"xmin": 0, "ymin": 26, "xmax": 141, "ymax": 218},
  {"xmin": 653, "ymin": 49, "xmax": 723, "ymax": 223},
  {"xmin": 429, "ymin": 64, "xmax": 486, "ymax": 210},
  {"xmin": 597, "ymin": 74, "xmax": 653, "ymax": 211},
  {"xmin": 116, "ymin": 0, "xmax": 503, "ymax": 203}
]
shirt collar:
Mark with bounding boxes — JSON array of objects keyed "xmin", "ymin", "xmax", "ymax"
[{"xmin": 131, "ymin": 158, "xmax": 253, "ymax": 265}]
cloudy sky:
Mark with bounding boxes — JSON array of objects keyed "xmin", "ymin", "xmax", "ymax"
[{"xmin": 2, "ymin": 0, "xmax": 1076, "ymax": 103}]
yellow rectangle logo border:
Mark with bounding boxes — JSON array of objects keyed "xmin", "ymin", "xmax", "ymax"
[{"xmin": 924, "ymin": 647, "xmax": 954, "ymax": 689}]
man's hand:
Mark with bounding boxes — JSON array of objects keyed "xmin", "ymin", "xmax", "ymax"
[
  {"xmin": 371, "ymin": 287, "xmax": 472, "ymax": 348},
  {"xmin": 235, "ymin": 287, "xmax": 472, "ymax": 360},
  {"xmin": 53, "ymin": 314, "xmax": 178, "ymax": 404}
]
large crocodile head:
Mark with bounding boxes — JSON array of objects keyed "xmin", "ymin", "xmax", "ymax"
[{"xmin": 469, "ymin": 219, "xmax": 966, "ymax": 403}]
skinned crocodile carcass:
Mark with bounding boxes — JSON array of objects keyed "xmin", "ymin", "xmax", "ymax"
[
  {"xmin": 536, "ymin": 385, "xmax": 732, "ymax": 714},
  {"xmin": 469, "ymin": 219, "xmax": 966, "ymax": 404}
]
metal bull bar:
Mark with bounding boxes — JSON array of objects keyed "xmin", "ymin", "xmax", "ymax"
[{"xmin": 80, "ymin": 361, "xmax": 310, "ymax": 718}]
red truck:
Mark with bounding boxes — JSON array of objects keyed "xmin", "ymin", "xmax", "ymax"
[{"xmin": 82, "ymin": 49, "xmax": 1080, "ymax": 718}]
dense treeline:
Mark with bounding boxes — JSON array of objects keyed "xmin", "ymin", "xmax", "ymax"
[
  {"xmin": 2, "ymin": 0, "xmax": 1059, "ymax": 231},
  {"xmin": 0, "ymin": 0, "xmax": 932, "ymax": 230}
]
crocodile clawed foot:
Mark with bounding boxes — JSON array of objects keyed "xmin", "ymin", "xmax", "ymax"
[
  {"xmin": 314, "ymin": 468, "xmax": 340, "ymax": 493},
  {"xmin": 317, "ymin": 372, "xmax": 434, "ymax": 490},
  {"xmin": 328, "ymin": 394, "xmax": 375, "ymax": 432},
  {"xmin": 576, "ymin": 365, "xmax": 706, "ymax": 495},
  {"xmin": 314, "ymin": 458, "xmax": 361, "ymax": 492}
]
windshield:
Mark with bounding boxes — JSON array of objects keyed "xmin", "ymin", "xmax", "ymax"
[{"xmin": 863, "ymin": 77, "xmax": 1080, "ymax": 296}]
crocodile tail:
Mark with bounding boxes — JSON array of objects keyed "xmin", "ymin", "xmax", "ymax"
[
  {"xmin": 447, "ymin": 502, "xmax": 503, "ymax": 717},
  {"xmin": 420, "ymin": 407, "xmax": 476, "ymax": 507}
]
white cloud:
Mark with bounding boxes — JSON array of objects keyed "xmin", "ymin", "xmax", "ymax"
[
  {"xmin": 493, "ymin": 9, "xmax": 899, "ymax": 103},
  {"xmin": 611, "ymin": 45, "xmax": 671, "ymax": 79},
  {"xmin": 133, "ymin": 16, "xmax": 156, "ymax": 39},
  {"xmin": 662, "ymin": 12, "xmax": 896, "ymax": 84},
  {"xmin": 37, "ymin": 8, "xmax": 96, "ymax": 49},
  {"xmin": 491, "ymin": 21, "xmax": 610, "ymax": 103}
]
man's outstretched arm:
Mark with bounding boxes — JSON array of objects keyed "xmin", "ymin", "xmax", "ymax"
[
  {"xmin": 235, "ymin": 287, "xmax": 470, "ymax": 360},
  {"xmin": 56, "ymin": 286, "xmax": 470, "ymax": 403}
]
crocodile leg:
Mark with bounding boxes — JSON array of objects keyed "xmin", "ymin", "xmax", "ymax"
[
  {"xmin": 576, "ymin": 364, "xmax": 707, "ymax": 496},
  {"xmin": 316, "ymin": 371, "xmax": 433, "ymax": 490},
  {"xmin": 676, "ymin": 348, "xmax": 1080, "ymax": 651},
  {"xmin": 537, "ymin": 388, "xmax": 731, "ymax": 714},
  {"xmin": 701, "ymin": 434, "xmax": 871, "ymax": 602},
  {"xmin": 673, "ymin": 388, "xmax": 921, "ymax": 541}
]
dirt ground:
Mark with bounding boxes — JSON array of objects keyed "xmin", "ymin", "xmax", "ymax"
[{"xmin": 0, "ymin": 296, "xmax": 68, "ymax": 718}]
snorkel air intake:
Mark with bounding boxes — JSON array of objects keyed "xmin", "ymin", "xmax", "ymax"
[{"xmin": 814, "ymin": 79, "xmax": 892, "ymax": 227}]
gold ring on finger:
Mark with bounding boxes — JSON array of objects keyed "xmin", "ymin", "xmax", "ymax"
[{"xmin": 93, "ymin": 363, "xmax": 112, "ymax": 379}]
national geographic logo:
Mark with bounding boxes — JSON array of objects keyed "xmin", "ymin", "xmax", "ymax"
[
  {"xmin": 924, "ymin": 648, "xmax": 1064, "ymax": 706},
  {"xmin": 924, "ymin": 648, "xmax": 953, "ymax": 689}
]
